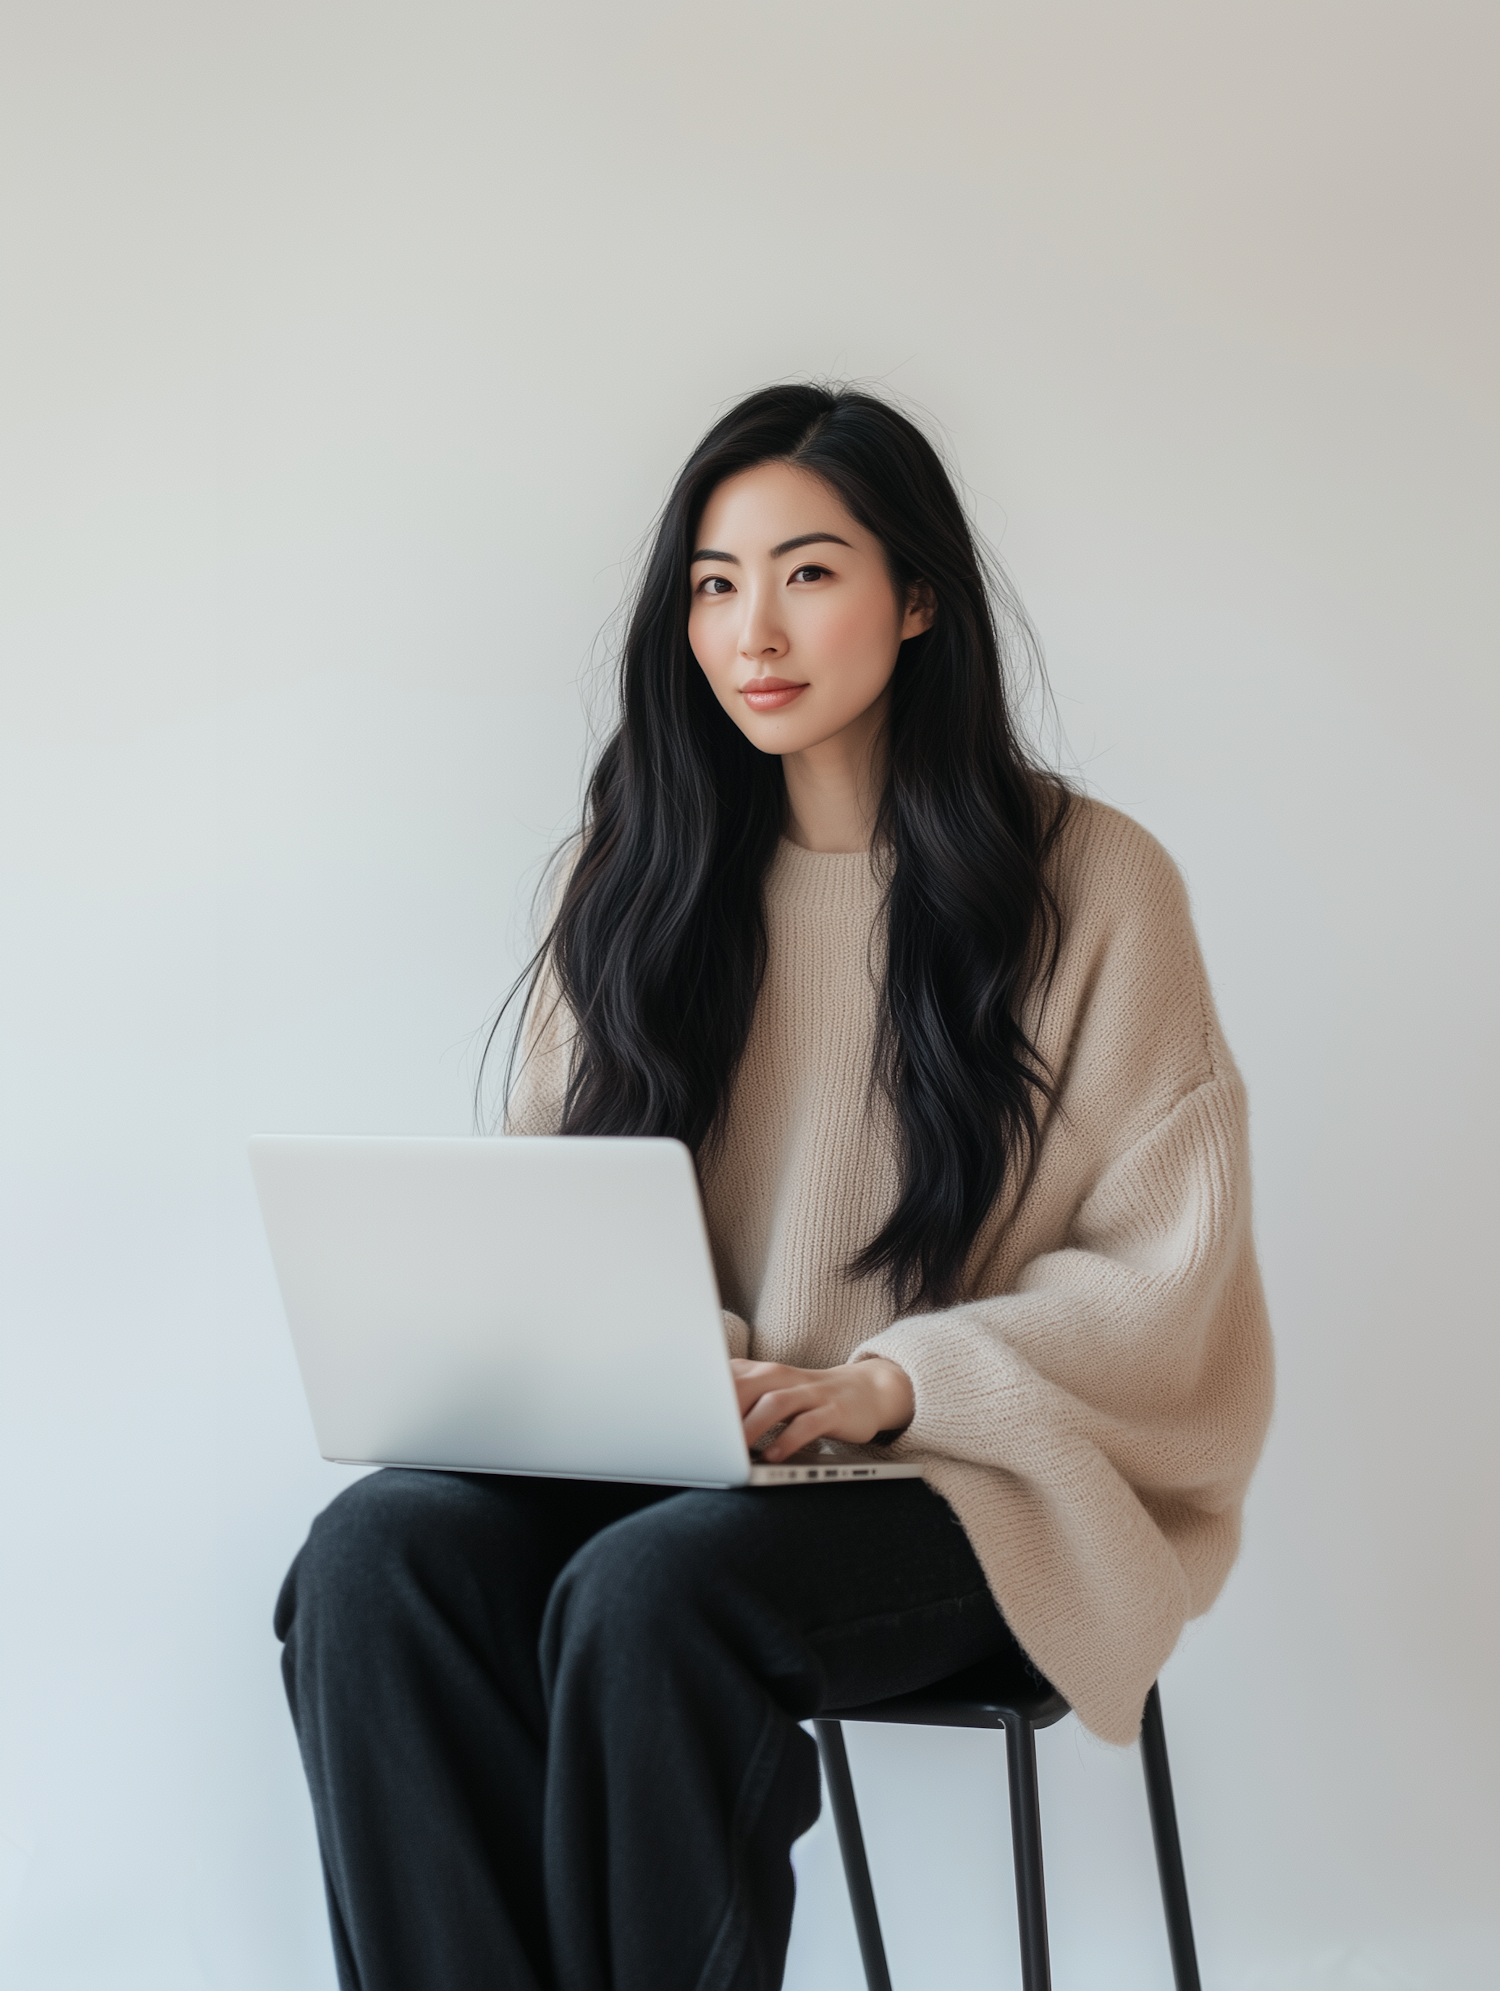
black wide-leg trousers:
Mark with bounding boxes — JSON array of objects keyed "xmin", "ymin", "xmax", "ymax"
[{"xmin": 275, "ymin": 1468, "xmax": 1022, "ymax": 1991}]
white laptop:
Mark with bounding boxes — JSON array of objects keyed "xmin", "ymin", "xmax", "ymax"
[{"xmin": 248, "ymin": 1135, "xmax": 924, "ymax": 1489}]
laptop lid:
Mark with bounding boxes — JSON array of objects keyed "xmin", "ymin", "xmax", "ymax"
[{"xmin": 249, "ymin": 1135, "xmax": 753, "ymax": 1487}]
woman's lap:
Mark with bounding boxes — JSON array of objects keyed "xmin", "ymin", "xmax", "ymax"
[{"xmin": 283, "ymin": 1465, "xmax": 1015, "ymax": 1714}]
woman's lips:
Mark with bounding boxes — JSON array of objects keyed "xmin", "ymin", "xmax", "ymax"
[{"xmin": 741, "ymin": 678, "xmax": 808, "ymax": 712}]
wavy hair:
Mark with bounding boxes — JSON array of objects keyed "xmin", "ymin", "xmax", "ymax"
[{"xmin": 487, "ymin": 384, "xmax": 1070, "ymax": 1308}]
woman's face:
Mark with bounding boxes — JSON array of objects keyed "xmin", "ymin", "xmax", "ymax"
[{"xmin": 687, "ymin": 461, "xmax": 932, "ymax": 759}]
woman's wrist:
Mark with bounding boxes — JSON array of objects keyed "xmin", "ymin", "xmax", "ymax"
[{"xmin": 855, "ymin": 1355, "xmax": 915, "ymax": 1440}]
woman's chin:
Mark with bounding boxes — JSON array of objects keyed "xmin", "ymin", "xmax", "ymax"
[{"xmin": 733, "ymin": 708, "xmax": 879, "ymax": 761}]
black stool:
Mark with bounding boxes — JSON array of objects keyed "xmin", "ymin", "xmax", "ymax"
[{"xmin": 815, "ymin": 1650, "xmax": 1202, "ymax": 1991}]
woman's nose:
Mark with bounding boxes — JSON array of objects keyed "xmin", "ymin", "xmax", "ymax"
[{"xmin": 737, "ymin": 591, "xmax": 786, "ymax": 659}]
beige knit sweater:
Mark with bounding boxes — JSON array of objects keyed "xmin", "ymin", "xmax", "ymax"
[{"xmin": 508, "ymin": 798, "xmax": 1274, "ymax": 1744}]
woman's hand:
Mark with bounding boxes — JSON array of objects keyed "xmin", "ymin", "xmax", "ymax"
[{"xmin": 731, "ymin": 1356, "xmax": 915, "ymax": 1464}]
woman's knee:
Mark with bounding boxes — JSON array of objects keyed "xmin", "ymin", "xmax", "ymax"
[
  {"xmin": 541, "ymin": 1494, "xmax": 768, "ymax": 1683},
  {"xmin": 540, "ymin": 1493, "xmax": 825, "ymax": 1737},
  {"xmin": 274, "ymin": 1468, "xmax": 497, "ymax": 1647}
]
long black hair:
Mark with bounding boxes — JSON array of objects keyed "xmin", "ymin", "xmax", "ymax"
[{"xmin": 490, "ymin": 383, "xmax": 1070, "ymax": 1308}]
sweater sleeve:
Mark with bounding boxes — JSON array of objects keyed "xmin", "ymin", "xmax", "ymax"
[
  {"xmin": 859, "ymin": 1067, "xmax": 1267, "ymax": 1508},
  {"xmin": 851, "ymin": 809, "xmax": 1274, "ymax": 1738},
  {"xmin": 501, "ymin": 968, "xmax": 574, "ymax": 1136}
]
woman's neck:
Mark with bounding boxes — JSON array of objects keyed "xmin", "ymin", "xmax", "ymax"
[{"xmin": 780, "ymin": 696, "xmax": 888, "ymax": 854}]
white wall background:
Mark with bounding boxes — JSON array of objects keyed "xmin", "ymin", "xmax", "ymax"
[{"xmin": 2, "ymin": 2, "xmax": 1496, "ymax": 1986}]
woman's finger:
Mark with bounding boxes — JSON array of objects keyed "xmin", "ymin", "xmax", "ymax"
[
  {"xmin": 758, "ymin": 1404, "xmax": 839, "ymax": 1463},
  {"xmin": 741, "ymin": 1384, "xmax": 822, "ymax": 1446},
  {"xmin": 732, "ymin": 1362, "xmax": 805, "ymax": 1415}
]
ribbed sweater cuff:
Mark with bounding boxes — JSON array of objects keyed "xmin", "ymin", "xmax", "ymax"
[{"xmin": 852, "ymin": 1318, "xmax": 988, "ymax": 1456}]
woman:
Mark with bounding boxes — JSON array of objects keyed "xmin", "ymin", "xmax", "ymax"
[{"xmin": 276, "ymin": 384, "xmax": 1273, "ymax": 1991}]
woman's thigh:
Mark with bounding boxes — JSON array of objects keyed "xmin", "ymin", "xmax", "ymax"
[
  {"xmin": 276, "ymin": 1467, "xmax": 673, "ymax": 1683},
  {"xmin": 546, "ymin": 1478, "xmax": 1015, "ymax": 1714}
]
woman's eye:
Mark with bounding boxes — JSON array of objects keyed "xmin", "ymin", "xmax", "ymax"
[
  {"xmin": 790, "ymin": 565, "xmax": 828, "ymax": 584},
  {"xmin": 698, "ymin": 575, "xmax": 734, "ymax": 596}
]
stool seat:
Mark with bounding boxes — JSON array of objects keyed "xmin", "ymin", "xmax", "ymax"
[
  {"xmin": 813, "ymin": 1663, "xmax": 1201, "ymax": 1991},
  {"xmin": 825, "ymin": 1648, "xmax": 1069, "ymax": 1732}
]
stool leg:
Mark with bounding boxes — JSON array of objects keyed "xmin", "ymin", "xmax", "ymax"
[
  {"xmin": 813, "ymin": 1720, "xmax": 894, "ymax": 1991},
  {"xmin": 1003, "ymin": 1714, "xmax": 1052, "ymax": 1991},
  {"xmin": 1140, "ymin": 1683, "xmax": 1202, "ymax": 1991}
]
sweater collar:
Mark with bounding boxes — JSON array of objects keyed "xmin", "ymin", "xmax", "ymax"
[{"xmin": 765, "ymin": 836, "xmax": 888, "ymax": 915}]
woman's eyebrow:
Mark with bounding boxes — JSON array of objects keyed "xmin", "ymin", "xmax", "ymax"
[
  {"xmin": 771, "ymin": 532, "xmax": 852, "ymax": 558},
  {"xmin": 690, "ymin": 531, "xmax": 853, "ymax": 565}
]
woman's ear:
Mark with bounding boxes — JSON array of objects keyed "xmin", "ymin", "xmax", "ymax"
[{"xmin": 902, "ymin": 580, "xmax": 937, "ymax": 640}]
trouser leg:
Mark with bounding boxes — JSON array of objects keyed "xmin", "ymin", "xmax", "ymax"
[
  {"xmin": 540, "ymin": 1477, "xmax": 1016, "ymax": 1991},
  {"xmin": 274, "ymin": 1468, "xmax": 667, "ymax": 1991}
]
